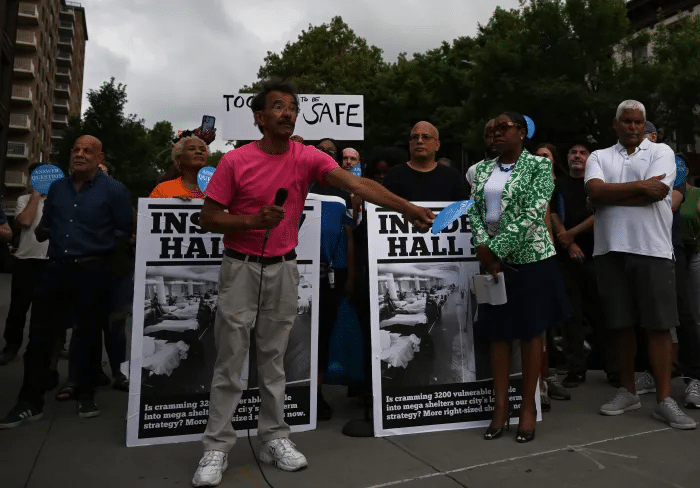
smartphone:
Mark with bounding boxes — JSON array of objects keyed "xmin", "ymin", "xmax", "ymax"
[{"xmin": 201, "ymin": 115, "xmax": 216, "ymax": 132}]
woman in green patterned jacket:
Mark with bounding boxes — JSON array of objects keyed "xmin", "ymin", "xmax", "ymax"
[{"xmin": 468, "ymin": 111, "xmax": 568, "ymax": 443}]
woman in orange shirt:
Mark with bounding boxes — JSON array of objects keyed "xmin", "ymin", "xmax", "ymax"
[{"xmin": 150, "ymin": 134, "xmax": 210, "ymax": 199}]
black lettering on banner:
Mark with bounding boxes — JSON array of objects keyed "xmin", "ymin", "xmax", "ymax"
[
  {"xmin": 164, "ymin": 212, "xmax": 189, "ymax": 234},
  {"xmin": 303, "ymin": 103, "xmax": 322, "ymax": 125},
  {"xmin": 223, "ymin": 95, "xmax": 233, "ymax": 111},
  {"xmin": 389, "ymin": 214, "xmax": 409, "ymax": 233},
  {"xmin": 319, "ymin": 103, "xmax": 333, "ymax": 123},
  {"xmin": 183, "ymin": 238, "xmax": 210, "ymax": 259},
  {"xmin": 189, "ymin": 212, "xmax": 207, "ymax": 234},
  {"xmin": 334, "ymin": 103, "xmax": 346, "ymax": 126},
  {"xmin": 233, "ymin": 96, "xmax": 245, "ymax": 108},
  {"xmin": 347, "ymin": 104, "xmax": 362, "ymax": 127},
  {"xmin": 378, "ymin": 214, "xmax": 389, "ymax": 234},
  {"xmin": 388, "ymin": 237, "xmax": 408, "ymax": 257},
  {"xmin": 138, "ymin": 386, "xmax": 311, "ymax": 439},
  {"xmin": 151, "ymin": 212, "xmax": 163, "ymax": 234},
  {"xmin": 160, "ymin": 237, "xmax": 184, "ymax": 259},
  {"xmin": 382, "ymin": 380, "xmax": 524, "ymax": 429}
]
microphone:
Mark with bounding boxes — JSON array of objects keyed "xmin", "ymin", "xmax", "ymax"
[
  {"xmin": 274, "ymin": 188, "xmax": 288, "ymax": 207},
  {"xmin": 264, "ymin": 188, "xmax": 288, "ymax": 241}
]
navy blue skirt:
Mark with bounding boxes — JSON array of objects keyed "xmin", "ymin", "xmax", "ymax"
[{"xmin": 475, "ymin": 256, "xmax": 570, "ymax": 341}]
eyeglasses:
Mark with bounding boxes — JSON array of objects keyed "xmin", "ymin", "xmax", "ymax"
[
  {"xmin": 485, "ymin": 121, "xmax": 521, "ymax": 137},
  {"xmin": 409, "ymin": 133, "xmax": 436, "ymax": 142},
  {"xmin": 317, "ymin": 146, "xmax": 337, "ymax": 156}
]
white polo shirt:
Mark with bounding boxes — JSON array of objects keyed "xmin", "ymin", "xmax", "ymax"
[{"xmin": 584, "ymin": 138, "xmax": 675, "ymax": 259}]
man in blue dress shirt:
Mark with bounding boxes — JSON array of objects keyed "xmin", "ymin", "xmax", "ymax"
[{"xmin": 0, "ymin": 135, "xmax": 133, "ymax": 428}]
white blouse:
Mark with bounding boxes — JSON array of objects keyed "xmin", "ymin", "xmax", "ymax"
[{"xmin": 483, "ymin": 163, "xmax": 515, "ymax": 234}]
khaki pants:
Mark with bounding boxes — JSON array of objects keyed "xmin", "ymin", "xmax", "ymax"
[{"xmin": 202, "ymin": 255, "xmax": 299, "ymax": 453}]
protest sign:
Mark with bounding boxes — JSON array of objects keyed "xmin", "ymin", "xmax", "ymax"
[
  {"xmin": 126, "ymin": 199, "xmax": 321, "ymax": 446},
  {"xmin": 221, "ymin": 93, "xmax": 364, "ymax": 141},
  {"xmin": 367, "ymin": 203, "xmax": 530, "ymax": 436}
]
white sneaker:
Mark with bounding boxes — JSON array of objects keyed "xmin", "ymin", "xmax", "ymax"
[
  {"xmin": 259, "ymin": 438, "xmax": 308, "ymax": 471},
  {"xmin": 684, "ymin": 379, "xmax": 700, "ymax": 409},
  {"xmin": 653, "ymin": 397, "xmax": 697, "ymax": 430},
  {"xmin": 600, "ymin": 387, "xmax": 642, "ymax": 416},
  {"xmin": 192, "ymin": 450, "xmax": 228, "ymax": 487},
  {"xmin": 635, "ymin": 371, "xmax": 656, "ymax": 395}
]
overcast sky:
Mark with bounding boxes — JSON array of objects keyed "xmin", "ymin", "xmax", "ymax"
[{"xmin": 81, "ymin": 0, "xmax": 522, "ymax": 151}]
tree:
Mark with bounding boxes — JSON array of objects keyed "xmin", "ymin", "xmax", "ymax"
[
  {"xmin": 247, "ymin": 16, "xmax": 387, "ymax": 94},
  {"xmin": 645, "ymin": 15, "xmax": 700, "ymax": 150},
  {"xmin": 465, "ymin": 0, "xmax": 630, "ymax": 155},
  {"xmin": 57, "ymin": 78, "xmax": 175, "ymax": 200}
]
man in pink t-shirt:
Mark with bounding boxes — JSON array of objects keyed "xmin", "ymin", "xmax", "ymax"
[{"xmin": 192, "ymin": 78, "xmax": 434, "ymax": 487}]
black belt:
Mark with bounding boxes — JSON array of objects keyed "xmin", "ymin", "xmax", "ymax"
[
  {"xmin": 225, "ymin": 248, "xmax": 296, "ymax": 265},
  {"xmin": 50, "ymin": 254, "xmax": 109, "ymax": 264}
]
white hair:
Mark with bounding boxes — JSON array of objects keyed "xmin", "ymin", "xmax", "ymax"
[
  {"xmin": 615, "ymin": 100, "xmax": 646, "ymax": 120},
  {"xmin": 171, "ymin": 135, "xmax": 211, "ymax": 170}
]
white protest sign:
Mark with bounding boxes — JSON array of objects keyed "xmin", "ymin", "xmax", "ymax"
[{"xmin": 221, "ymin": 93, "xmax": 364, "ymax": 141}]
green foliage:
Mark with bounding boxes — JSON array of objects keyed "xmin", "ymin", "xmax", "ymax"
[
  {"xmin": 208, "ymin": 150, "xmax": 225, "ymax": 167},
  {"xmin": 242, "ymin": 1, "xmax": 700, "ymax": 164},
  {"xmin": 57, "ymin": 78, "xmax": 175, "ymax": 201},
  {"xmin": 245, "ymin": 16, "xmax": 387, "ymax": 94}
]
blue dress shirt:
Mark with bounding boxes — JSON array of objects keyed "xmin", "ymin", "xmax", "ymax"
[{"xmin": 43, "ymin": 169, "xmax": 133, "ymax": 259}]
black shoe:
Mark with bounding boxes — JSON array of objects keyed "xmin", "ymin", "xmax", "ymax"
[
  {"xmin": 77, "ymin": 396, "xmax": 101, "ymax": 418},
  {"xmin": 0, "ymin": 348, "xmax": 18, "ymax": 366},
  {"xmin": 516, "ymin": 428, "xmax": 536, "ymax": 443},
  {"xmin": 317, "ymin": 395, "xmax": 333, "ymax": 421},
  {"xmin": 484, "ymin": 417, "xmax": 510, "ymax": 440},
  {"xmin": 0, "ymin": 402, "xmax": 43, "ymax": 429},
  {"xmin": 562, "ymin": 372, "xmax": 586, "ymax": 388}
]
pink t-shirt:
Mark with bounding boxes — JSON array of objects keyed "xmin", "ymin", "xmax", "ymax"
[{"xmin": 205, "ymin": 141, "xmax": 339, "ymax": 256}]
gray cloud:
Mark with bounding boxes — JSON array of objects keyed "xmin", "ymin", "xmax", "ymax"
[{"xmin": 81, "ymin": 0, "xmax": 522, "ymax": 151}]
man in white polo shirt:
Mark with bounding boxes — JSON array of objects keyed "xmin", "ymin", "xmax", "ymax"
[{"xmin": 585, "ymin": 99, "xmax": 696, "ymax": 429}]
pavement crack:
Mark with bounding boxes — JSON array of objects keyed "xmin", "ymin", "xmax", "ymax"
[
  {"xmin": 24, "ymin": 406, "xmax": 59, "ymax": 488},
  {"xmin": 382, "ymin": 437, "xmax": 468, "ymax": 487}
]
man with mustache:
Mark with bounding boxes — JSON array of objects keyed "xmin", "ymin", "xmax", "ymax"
[
  {"xmin": 0, "ymin": 135, "xmax": 133, "ymax": 428},
  {"xmin": 192, "ymin": 79, "xmax": 434, "ymax": 487},
  {"xmin": 585, "ymin": 100, "xmax": 696, "ymax": 429}
]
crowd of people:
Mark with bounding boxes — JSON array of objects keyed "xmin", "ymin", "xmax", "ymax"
[{"xmin": 0, "ymin": 77, "xmax": 697, "ymax": 488}]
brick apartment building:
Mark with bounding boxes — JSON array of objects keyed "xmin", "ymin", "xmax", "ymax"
[{"xmin": 2, "ymin": 0, "xmax": 87, "ymax": 217}]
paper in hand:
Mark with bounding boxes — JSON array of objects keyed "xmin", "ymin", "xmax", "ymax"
[{"xmin": 472, "ymin": 273, "xmax": 507, "ymax": 305}]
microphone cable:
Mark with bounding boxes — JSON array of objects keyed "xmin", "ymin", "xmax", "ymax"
[{"xmin": 247, "ymin": 188, "xmax": 287, "ymax": 488}]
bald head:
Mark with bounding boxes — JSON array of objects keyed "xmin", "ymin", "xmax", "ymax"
[
  {"xmin": 412, "ymin": 121, "xmax": 439, "ymax": 141},
  {"xmin": 71, "ymin": 135, "xmax": 105, "ymax": 180},
  {"xmin": 409, "ymin": 121, "xmax": 440, "ymax": 166}
]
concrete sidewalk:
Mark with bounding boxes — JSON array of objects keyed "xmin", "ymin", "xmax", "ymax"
[
  {"xmin": 1, "ymin": 272, "xmax": 699, "ymax": 488},
  {"xmin": 2, "ymin": 359, "xmax": 700, "ymax": 488}
]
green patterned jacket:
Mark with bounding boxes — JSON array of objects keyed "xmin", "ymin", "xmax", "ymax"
[{"xmin": 467, "ymin": 150, "xmax": 556, "ymax": 264}]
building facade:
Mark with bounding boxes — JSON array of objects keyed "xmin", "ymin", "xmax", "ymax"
[
  {"xmin": 1, "ymin": 1, "xmax": 20, "ymax": 208},
  {"xmin": 3, "ymin": 0, "xmax": 86, "ymax": 216}
]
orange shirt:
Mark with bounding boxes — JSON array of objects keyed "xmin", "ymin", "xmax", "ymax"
[{"xmin": 149, "ymin": 177, "xmax": 204, "ymax": 199}]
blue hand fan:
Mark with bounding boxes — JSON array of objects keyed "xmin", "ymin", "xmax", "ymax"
[
  {"xmin": 523, "ymin": 115, "xmax": 536, "ymax": 139},
  {"xmin": 197, "ymin": 166, "xmax": 216, "ymax": 192},
  {"xmin": 431, "ymin": 200, "xmax": 475, "ymax": 235},
  {"xmin": 674, "ymin": 155, "xmax": 687, "ymax": 188}
]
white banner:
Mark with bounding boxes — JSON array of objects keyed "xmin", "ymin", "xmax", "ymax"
[
  {"xmin": 367, "ymin": 203, "xmax": 531, "ymax": 437},
  {"xmin": 126, "ymin": 198, "xmax": 321, "ymax": 447},
  {"xmin": 221, "ymin": 93, "xmax": 364, "ymax": 141}
]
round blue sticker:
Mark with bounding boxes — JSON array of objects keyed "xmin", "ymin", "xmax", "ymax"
[
  {"xmin": 350, "ymin": 165, "xmax": 362, "ymax": 177},
  {"xmin": 523, "ymin": 115, "xmax": 536, "ymax": 139},
  {"xmin": 197, "ymin": 166, "xmax": 216, "ymax": 192},
  {"xmin": 675, "ymin": 155, "xmax": 687, "ymax": 188},
  {"xmin": 31, "ymin": 164, "xmax": 64, "ymax": 195}
]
